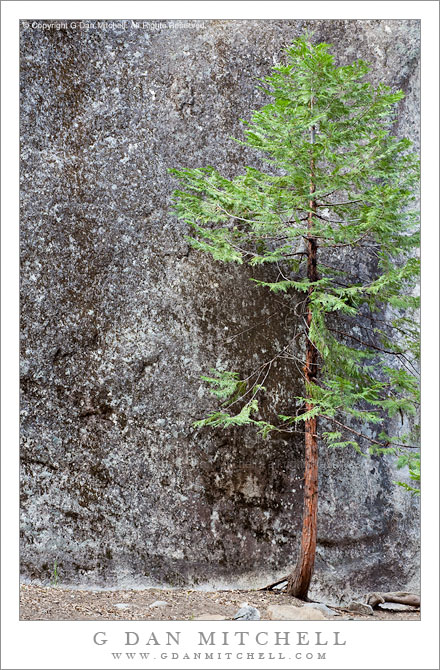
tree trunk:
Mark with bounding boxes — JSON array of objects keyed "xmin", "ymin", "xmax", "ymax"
[{"xmin": 286, "ymin": 121, "xmax": 319, "ymax": 600}]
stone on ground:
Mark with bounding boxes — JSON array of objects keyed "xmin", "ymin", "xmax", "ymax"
[
  {"xmin": 378, "ymin": 602, "xmax": 418, "ymax": 611},
  {"xmin": 303, "ymin": 602, "xmax": 337, "ymax": 616},
  {"xmin": 348, "ymin": 601, "xmax": 374, "ymax": 615},
  {"xmin": 267, "ymin": 605, "xmax": 327, "ymax": 621},
  {"xmin": 232, "ymin": 603, "xmax": 260, "ymax": 621},
  {"xmin": 149, "ymin": 600, "xmax": 169, "ymax": 608}
]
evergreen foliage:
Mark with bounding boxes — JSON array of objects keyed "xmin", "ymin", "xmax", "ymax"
[{"xmin": 171, "ymin": 35, "xmax": 420, "ymax": 492}]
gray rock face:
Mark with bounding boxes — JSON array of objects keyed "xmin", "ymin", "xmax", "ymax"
[{"xmin": 20, "ymin": 19, "xmax": 420, "ymax": 598}]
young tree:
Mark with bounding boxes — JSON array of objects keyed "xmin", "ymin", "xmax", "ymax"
[{"xmin": 170, "ymin": 36, "xmax": 419, "ymax": 600}]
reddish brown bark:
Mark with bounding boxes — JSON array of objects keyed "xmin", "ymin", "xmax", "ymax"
[{"xmin": 286, "ymin": 124, "xmax": 319, "ymax": 599}]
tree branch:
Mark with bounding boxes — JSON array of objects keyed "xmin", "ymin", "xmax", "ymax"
[
  {"xmin": 318, "ymin": 414, "xmax": 419, "ymax": 450},
  {"xmin": 317, "ymin": 199, "xmax": 363, "ymax": 206},
  {"xmin": 327, "ymin": 326, "xmax": 420, "ymax": 376}
]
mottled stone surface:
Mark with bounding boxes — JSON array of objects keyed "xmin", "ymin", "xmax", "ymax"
[
  {"xmin": 20, "ymin": 19, "xmax": 420, "ymax": 599},
  {"xmin": 267, "ymin": 604, "xmax": 327, "ymax": 621}
]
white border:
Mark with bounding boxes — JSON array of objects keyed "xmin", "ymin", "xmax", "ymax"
[{"xmin": 2, "ymin": 2, "xmax": 439, "ymax": 669}]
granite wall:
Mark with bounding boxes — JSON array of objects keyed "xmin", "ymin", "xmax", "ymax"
[{"xmin": 20, "ymin": 19, "xmax": 420, "ymax": 601}]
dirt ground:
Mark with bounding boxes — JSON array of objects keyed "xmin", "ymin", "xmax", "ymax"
[{"xmin": 20, "ymin": 584, "xmax": 420, "ymax": 621}]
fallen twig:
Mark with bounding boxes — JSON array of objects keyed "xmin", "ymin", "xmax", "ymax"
[
  {"xmin": 258, "ymin": 576, "xmax": 289, "ymax": 591},
  {"xmin": 365, "ymin": 591, "xmax": 420, "ymax": 609}
]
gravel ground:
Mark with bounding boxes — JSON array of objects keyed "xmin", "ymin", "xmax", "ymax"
[{"xmin": 20, "ymin": 584, "xmax": 420, "ymax": 621}]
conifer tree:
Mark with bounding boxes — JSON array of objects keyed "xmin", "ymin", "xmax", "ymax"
[{"xmin": 170, "ymin": 36, "xmax": 419, "ymax": 599}]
